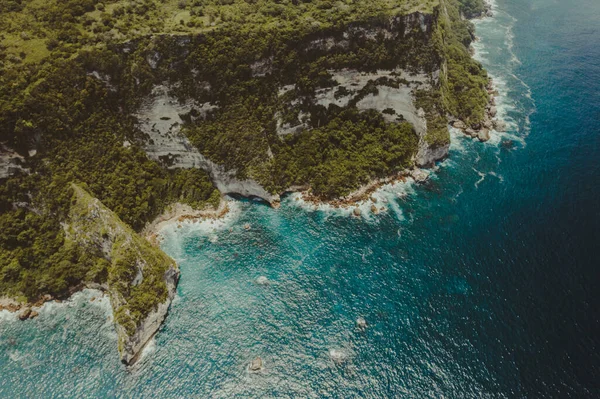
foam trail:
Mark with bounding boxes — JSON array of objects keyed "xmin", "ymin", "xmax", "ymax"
[{"xmin": 473, "ymin": 168, "xmax": 486, "ymax": 189}]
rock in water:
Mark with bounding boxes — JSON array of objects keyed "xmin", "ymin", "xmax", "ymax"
[
  {"xmin": 356, "ymin": 317, "xmax": 367, "ymax": 330},
  {"xmin": 489, "ymin": 106, "xmax": 498, "ymax": 117},
  {"xmin": 411, "ymin": 168, "xmax": 430, "ymax": 183},
  {"xmin": 244, "ymin": 223, "xmax": 251, "ymax": 230},
  {"xmin": 371, "ymin": 205, "xmax": 378, "ymax": 214},
  {"xmin": 353, "ymin": 208, "xmax": 361, "ymax": 217},
  {"xmin": 29, "ymin": 310, "xmax": 39, "ymax": 319},
  {"xmin": 452, "ymin": 120, "xmax": 466, "ymax": 130},
  {"xmin": 478, "ymin": 129, "xmax": 491, "ymax": 142},
  {"xmin": 18, "ymin": 308, "xmax": 32, "ymax": 320},
  {"xmin": 493, "ymin": 119, "xmax": 507, "ymax": 132},
  {"xmin": 329, "ymin": 349, "xmax": 348, "ymax": 365},
  {"xmin": 255, "ymin": 276, "xmax": 270, "ymax": 286},
  {"xmin": 465, "ymin": 128, "xmax": 477, "ymax": 138},
  {"xmin": 249, "ymin": 357, "xmax": 263, "ymax": 372},
  {"xmin": 502, "ymin": 140, "xmax": 515, "ymax": 149}
]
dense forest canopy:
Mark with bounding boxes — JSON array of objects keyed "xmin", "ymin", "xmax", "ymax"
[{"xmin": 0, "ymin": 0, "xmax": 488, "ymax": 307}]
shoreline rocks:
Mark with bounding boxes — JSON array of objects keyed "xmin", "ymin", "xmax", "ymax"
[
  {"xmin": 451, "ymin": 78, "xmax": 505, "ymax": 142},
  {"xmin": 1, "ymin": 293, "xmax": 70, "ymax": 318},
  {"xmin": 410, "ymin": 168, "xmax": 430, "ymax": 183},
  {"xmin": 18, "ymin": 308, "xmax": 32, "ymax": 320},
  {"xmin": 143, "ymin": 199, "xmax": 230, "ymax": 244}
]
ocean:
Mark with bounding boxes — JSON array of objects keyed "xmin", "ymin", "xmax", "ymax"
[{"xmin": 1, "ymin": 0, "xmax": 599, "ymax": 397}]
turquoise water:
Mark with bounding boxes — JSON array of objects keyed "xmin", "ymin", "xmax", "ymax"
[{"xmin": 2, "ymin": 0, "xmax": 599, "ymax": 397}]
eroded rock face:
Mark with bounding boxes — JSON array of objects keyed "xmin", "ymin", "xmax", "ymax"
[
  {"xmin": 136, "ymin": 85, "xmax": 216, "ymax": 170},
  {"xmin": 277, "ymin": 69, "xmax": 432, "ymax": 137},
  {"xmin": 137, "ymin": 85, "xmax": 280, "ymax": 205},
  {"xmin": 416, "ymin": 141, "xmax": 450, "ymax": 167},
  {"xmin": 131, "ymin": 11, "xmax": 449, "ymax": 202}
]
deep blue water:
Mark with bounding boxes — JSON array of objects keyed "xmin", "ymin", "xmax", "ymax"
[{"xmin": 1, "ymin": 0, "xmax": 599, "ymax": 397}]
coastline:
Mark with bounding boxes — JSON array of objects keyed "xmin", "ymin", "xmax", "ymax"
[
  {"xmin": 293, "ymin": 167, "xmax": 428, "ymax": 214},
  {"xmin": 0, "ymin": 285, "xmax": 108, "ymax": 319},
  {"xmin": 0, "ymin": 200, "xmax": 230, "ymax": 317},
  {"xmin": 142, "ymin": 198, "xmax": 231, "ymax": 244},
  {"xmin": 450, "ymin": 77, "xmax": 506, "ymax": 141}
]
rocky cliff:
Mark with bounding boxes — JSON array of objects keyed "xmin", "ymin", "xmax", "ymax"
[
  {"xmin": 118, "ymin": 9, "xmax": 452, "ymax": 203},
  {"xmin": 65, "ymin": 185, "xmax": 179, "ymax": 364}
]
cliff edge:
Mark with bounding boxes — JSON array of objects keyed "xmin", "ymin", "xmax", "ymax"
[{"xmin": 65, "ymin": 185, "xmax": 179, "ymax": 364}]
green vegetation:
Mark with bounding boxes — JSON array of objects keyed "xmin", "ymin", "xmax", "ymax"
[
  {"xmin": 0, "ymin": 0, "xmax": 489, "ymax": 312},
  {"xmin": 67, "ymin": 185, "xmax": 175, "ymax": 336},
  {"xmin": 456, "ymin": 0, "xmax": 487, "ymax": 18},
  {"xmin": 276, "ymin": 110, "xmax": 418, "ymax": 198},
  {"xmin": 440, "ymin": 0, "xmax": 489, "ymax": 126}
]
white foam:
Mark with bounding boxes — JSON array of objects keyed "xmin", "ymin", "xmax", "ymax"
[
  {"xmin": 473, "ymin": 168, "xmax": 487, "ymax": 189},
  {"xmin": 160, "ymin": 200, "xmax": 242, "ymax": 240},
  {"xmin": 284, "ymin": 178, "xmax": 417, "ymax": 222},
  {"xmin": 1, "ymin": 289, "xmax": 110, "ymax": 322},
  {"xmin": 0, "ymin": 309, "xmax": 17, "ymax": 321},
  {"xmin": 470, "ymin": 0, "xmax": 537, "ymax": 147}
]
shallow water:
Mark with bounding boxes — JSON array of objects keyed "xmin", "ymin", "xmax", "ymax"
[{"xmin": 1, "ymin": 0, "xmax": 599, "ymax": 397}]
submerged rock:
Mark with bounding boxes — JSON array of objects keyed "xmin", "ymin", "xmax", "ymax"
[
  {"xmin": 502, "ymin": 139, "xmax": 515, "ymax": 149},
  {"xmin": 244, "ymin": 223, "xmax": 251, "ymax": 230},
  {"xmin": 356, "ymin": 317, "xmax": 367, "ymax": 330},
  {"xmin": 249, "ymin": 357, "xmax": 263, "ymax": 372},
  {"xmin": 255, "ymin": 276, "xmax": 270, "ymax": 286},
  {"xmin": 329, "ymin": 349, "xmax": 349, "ymax": 365}
]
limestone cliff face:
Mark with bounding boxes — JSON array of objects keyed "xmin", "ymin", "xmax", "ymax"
[
  {"xmin": 65, "ymin": 185, "xmax": 178, "ymax": 364},
  {"xmin": 124, "ymin": 10, "xmax": 446, "ymax": 203},
  {"xmin": 416, "ymin": 139, "xmax": 450, "ymax": 167},
  {"xmin": 135, "ymin": 85, "xmax": 281, "ymax": 205}
]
